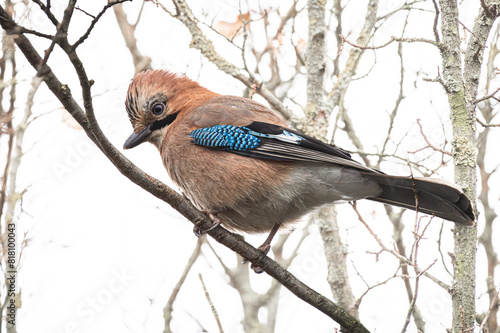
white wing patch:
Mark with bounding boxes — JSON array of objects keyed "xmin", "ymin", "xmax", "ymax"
[{"xmin": 248, "ymin": 129, "xmax": 304, "ymax": 144}]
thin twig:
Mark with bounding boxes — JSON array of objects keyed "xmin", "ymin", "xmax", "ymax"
[
  {"xmin": 378, "ymin": 12, "xmax": 409, "ymax": 166},
  {"xmin": 353, "ymin": 269, "xmax": 400, "ymax": 312},
  {"xmin": 431, "ymin": 0, "xmax": 440, "ymax": 42},
  {"xmin": 477, "ymin": 117, "xmax": 500, "ymax": 127},
  {"xmin": 163, "ymin": 238, "xmax": 203, "ymax": 332},
  {"xmin": 339, "ymin": 34, "xmax": 441, "ymax": 51},
  {"xmin": 351, "ymin": 202, "xmax": 450, "ymax": 291},
  {"xmin": 32, "ymin": 0, "xmax": 59, "ymax": 26},
  {"xmin": 75, "ymin": 6, "xmax": 95, "ymax": 19},
  {"xmin": 376, "ymin": 0, "xmax": 428, "ymax": 22},
  {"xmin": 401, "ymin": 208, "xmax": 433, "ymax": 332},
  {"xmin": 15, "ymin": 26, "xmax": 53, "ymax": 39},
  {"xmin": 459, "ymin": 19, "xmax": 484, "ymax": 41},
  {"xmin": 199, "ymin": 274, "xmax": 224, "ymax": 333},
  {"xmin": 400, "ymin": 260, "xmax": 436, "ymax": 333},
  {"xmin": 437, "ymin": 221, "xmax": 453, "ymax": 276},
  {"xmin": 479, "ymin": 285, "xmax": 500, "ymax": 331},
  {"xmin": 72, "ymin": 0, "xmax": 131, "ymax": 50},
  {"xmin": 474, "ymin": 87, "xmax": 500, "ymax": 104},
  {"xmin": 412, "ymin": 119, "xmax": 452, "ymax": 156},
  {"xmin": 339, "ymin": 34, "xmax": 395, "ymax": 50}
]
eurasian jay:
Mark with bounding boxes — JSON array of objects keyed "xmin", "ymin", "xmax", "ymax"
[{"xmin": 123, "ymin": 70, "xmax": 474, "ymax": 259}]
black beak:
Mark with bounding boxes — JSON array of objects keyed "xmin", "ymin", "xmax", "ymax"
[{"xmin": 123, "ymin": 124, "xmax": 153, "ymax": 149}]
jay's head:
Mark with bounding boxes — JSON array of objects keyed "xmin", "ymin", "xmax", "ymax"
[{"xmin": 123, "ymin": 69, "xmax": 216, "ymax": 150}]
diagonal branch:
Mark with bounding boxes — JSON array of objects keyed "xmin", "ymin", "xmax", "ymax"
[
  {"xmin": 32, "ymin": 0, "xmax": 59, "ymax": 27},
  {"xmin": 72, "ymin": 0, "xmax": 131, "ymax": 50},
  {"xmin": 113, "ymin": 3, "xmax": 152, "ymax": 74},
  {"xmin": 163, "ymin": 238, "xmax": 203, "ymax": 333}
]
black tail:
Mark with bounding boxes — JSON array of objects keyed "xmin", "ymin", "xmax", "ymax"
[{"xmin": 364, "ymin": 174, "xmax": 475, "ymax": 225}]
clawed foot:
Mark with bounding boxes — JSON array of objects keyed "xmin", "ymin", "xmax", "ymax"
[
  {"xmin": 242, "ymin": 224, "xmax": 280, "ymax": 274},
  {"xmin": 193, "ymin": 212, "xmax": 221, "ymax": 237},
  {"xmin": 242, "ymin": 243, "xmax": 271, "ymax": 274}
]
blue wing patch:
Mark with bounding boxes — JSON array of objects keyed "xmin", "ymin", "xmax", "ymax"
[
  {"xmin": 190, "ymin": 125, "xmax": 262, "ymax": 151},
  {"xmin": 190, "ymin": 124, "xmax": 305, "ymax": 151}
]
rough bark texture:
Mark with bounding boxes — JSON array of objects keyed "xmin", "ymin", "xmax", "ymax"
[
  {"xmin": 437, "ymin": 0, "xmax": 486, "ymax": 331},
  {"xmin": 306, "ymin": 0, "xmax": 358, "ymax": 322},
  {"xmin": 304, "ymin": 0, "xmax": 327, "ymax": 137},
  {"xmin": 317, "ymin": 207, "xmax": 357, "ymax": 318}
]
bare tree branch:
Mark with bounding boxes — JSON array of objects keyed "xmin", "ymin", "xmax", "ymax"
[
  {"xmin": 163, "ymin": 238, "xmax": 202, "ymax": 333},
  {"xmin": 415, "ymin": 119, "xmax": 452, "ymax": 156},
  {"xmin": 113, "ymin": 3, "xmax": 152, "ymax": 74},
  {"xmin": 32, "ymin": 0, "xmax": 59, "ymax": 27},
  {"xmin": 479, "ymin": 285, "xmax": 500, "ymax": 332},
  {"xmin": 328, "ymin": 0, "xmax": 379, "ymax": 166},
  {"xmin": 351, "ymin": 202, "xmax": 450, "ymax": 291},
  {"xmin": 474, "ymin": 87, "xmax": 500, "ymax": 104},
  {"xmin": 198, "ymin": 273, "xmax": 224, "ymax": 333},
  {"xmin": 437, "ymin": 0, "xmax": 494, "ymax": 330},
  {"xmin": 72, "ymin": 0, "xmax": 131, "ymax": 50},
  {"xmin": 477, "ymin": 25, "xmax": 500, "ymax": 332},
  {"xmin": 477, "ymin": 117, "xmax": 500, "ymax": 127}
]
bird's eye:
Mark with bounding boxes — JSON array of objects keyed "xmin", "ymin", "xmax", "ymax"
[{"xmin": 152, "ymin": 104, "xmax": 164, "ymax": 115}]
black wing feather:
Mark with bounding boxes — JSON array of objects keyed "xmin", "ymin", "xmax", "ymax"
[
  {"xmin": 246, "ymin": 121, "xmax": 352, "ymax": 159},
  {"xmin": 240, "ymin": 122, "xmax": 381, "ymax": 174}
]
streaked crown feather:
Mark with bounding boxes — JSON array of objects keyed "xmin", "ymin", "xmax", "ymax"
[{"xmin": 125, "ymin": 70, "xmax": 218, "ymax": 132}]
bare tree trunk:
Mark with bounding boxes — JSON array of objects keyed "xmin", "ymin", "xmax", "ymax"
[
  {"xmin": 477, "ymin": 29, "xmax": 500, "ymax": 331},
  {"xmin": 317, "ymin": 207, "xmax": 357, "ymax": 318},
  {"xmin": 437, "ymin": 0, "xmax": 493, "ymax": 331},
  {"xmin": 305, "ymin": 0, "xmax": 358, "ymax": 321}
]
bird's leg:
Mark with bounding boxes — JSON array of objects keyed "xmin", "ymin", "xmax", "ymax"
[
  {"xmin": 193, "ymin": 211, "xmax": 221, "ymax": 237},
  {"xmin": 257, "ymin": 223, "xmax": 280, "ymax": 255},
  {"xmin": 243, "ymin": 224, "xmax": 280, "ymax": 274}
]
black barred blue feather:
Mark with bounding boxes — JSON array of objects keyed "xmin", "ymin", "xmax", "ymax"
[
  {"xmin": 190, "ymin": 124, "xmax": 307, "ymax": 152},
  {"xmin": 190, "ymin": 125, "xmax": 262, "ymax": 151}
]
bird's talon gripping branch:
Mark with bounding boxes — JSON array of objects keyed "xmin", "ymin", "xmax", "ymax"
[
  {"xmin": 241, "ymin": 244, "xmax": 271, "ymax": 265},
  {"xmin": 241, "ymin": 246, "xmax": 270, "ymax": 274},
  {"xmin": 250, "ymin": 244, "xmax": 272, "ymax": 274},
  {"xmin": 193, "ymin": 212, "xmax": 221, "ymax": 237},
  {"xmin": 251, "ymin": 263, "xmax": 266, "ymax": 274},
  {"xmin": 241, "ymin": 233, "xmax": 274, "ymax": 274}
]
